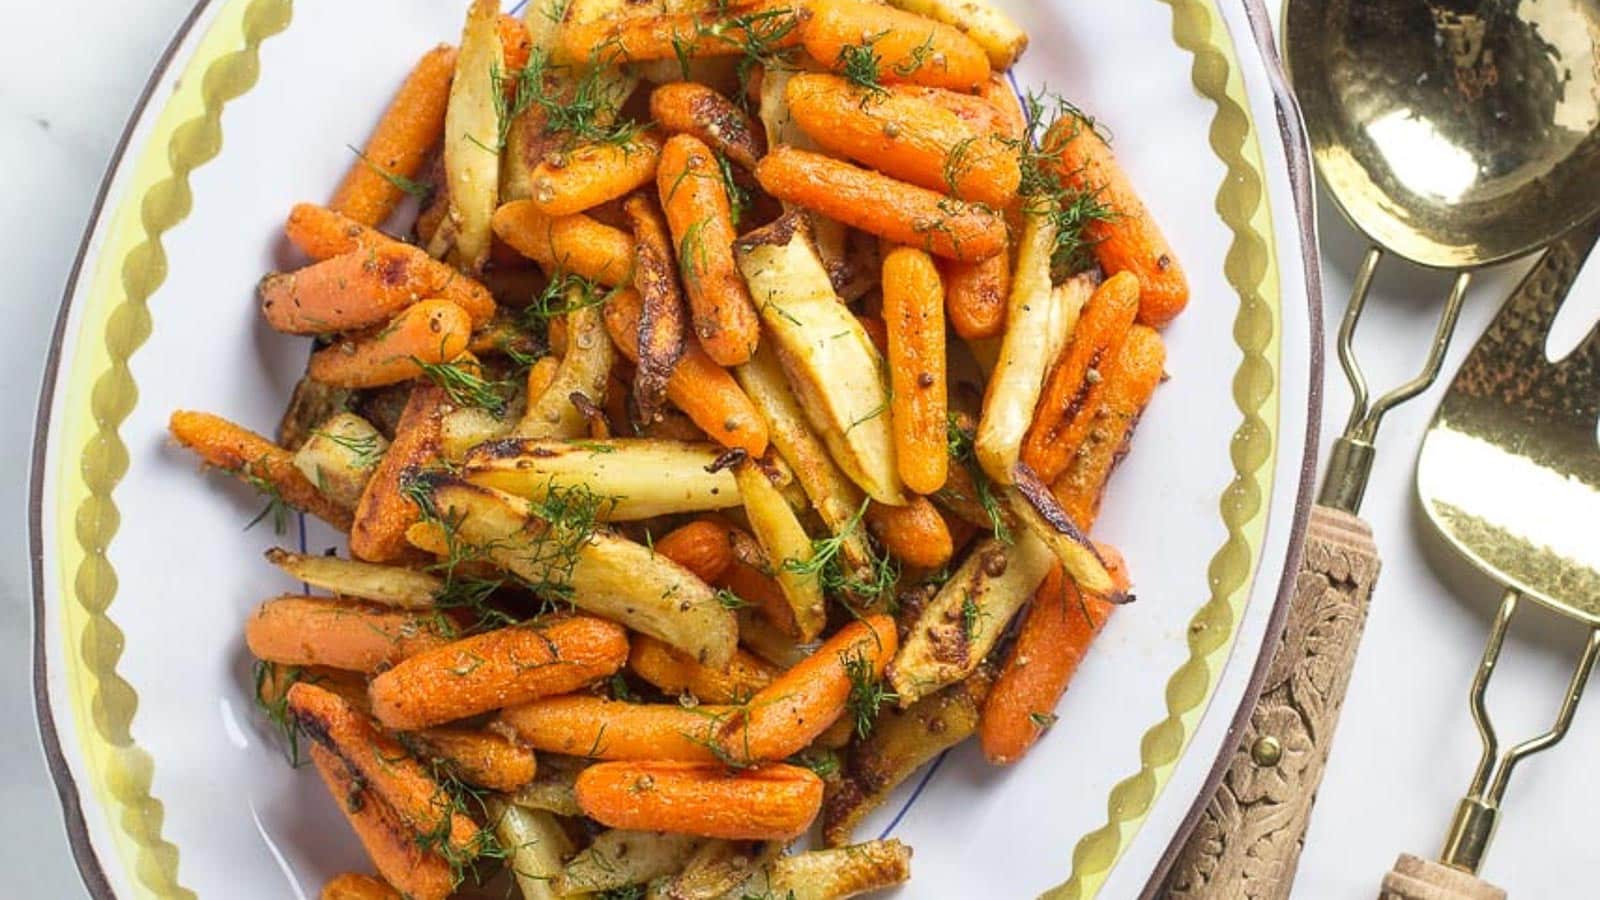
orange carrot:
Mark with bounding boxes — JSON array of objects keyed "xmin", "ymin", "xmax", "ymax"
[
  {"xmin": 407, "ymin": 727, "xmax": 538, "ymax": 792},
  {"xmin": 492, "ymin": 201, "xmax": 636, "ymax": 285},
  {"xmin": 978, "ymin": 74, "xmax": 1026, "ymax": 141},
  {"xmin": 497, "ymin": 14, "xmax": 531, "ymax": 88},
  {"xmin": 865, "ymin": 497, "xmax": 954, "ymax": 570},
  {"xmin": 575, "ymin": 761, "xmax": 823, "ymax": 840},
  {"xmin": 369, "ymin": 616, "xmax": 630, "ymax": 730},
  {"xmin": 308, "ymin": 744, "xmax": 455, "ymax": 900},
  {"xmin": 259, "ymin": 244, "xmax": 495, "ymax": 334},
  {"xmin": 321, "ymin": 873, "xmax": 403, "ymax": 900},
  {"xmin": 943, "ymin": 246, "xmax": 1010, "ymax": 340},
  {"xmin": 289, "ymin": 683, "xmax": 483, "ymax": 856},
  {"xmin": 653, "ymin": 518, "xmax": 736, "ymax": 583},
  {"xmin": 169, "ymin": 410, "xmax": 353, "ymax": 530},
  {"xmin": 498, "ymin": 695, "xmax": 732, "ymax": 762},
  {"xmin": 650, "ymin": 82, "xmax": 767, "ymax": 170},
  {"xmin": 331, "ymin": 44, "xmax": 457, "ymax": 227},
  {"xmin": 658, "ymin": 133, "xmax": 761, "ymax": 366},
  {"xmin": 557, "ymin": 0, "xmax": 807, "ymax": 64},
  {"xmin": 980, "ymin": 547, "xmax": 1128, "ymax": 765},
  {"xmin": 529, "ymin": 134, "xmax": 664, "ymax": 217},
  {"xmin": 801, "ymin": 0, "xmax": 989, "ymax": 91},
  {"xmin": 882, "ymin": 246, "xmax": 948, "ymax": 494},
  {"xmin": 629, "ymin": 636, "xmax": 779, "ymax": 704},
  {"xmin": 246, "ymin": 596, "xmax": 453, "ymax": 673},
  {"xmin": 1050, "ymin": 325, "xmax": 1166, "ymax": 527},
  {"xmin": 721, "ymin": 616, "xmax": 897, "ymax": 761},
  {"xmin": 720, "ymin": 527, "xmax": 799, "ymax": 636},
  {"xmin": 350, "ymin": 383, "xmax": 449, "ymax": 563},
  {"xmin": 785, "ymin": 73, "xmax": 1019, "ymax": 207},
  {"xmin": 624, "ymin": 194, "xmax": 687, "ymax": 423},
  {"xmin": 308, "ymin": 300, "xmax": 472, "ymax": 389},
  {"xmin": 1044, "ymin": 117, "xmax": 1189, "ymax": 327},
  {"xmin": 1022, "ymin": 271, "xmax": 1142, "ymax": 482},
  {"xmin": 285, "ymin": 203, "xmax": 389, "ymax": 260},
  {"xmin": 755, "ymin": 146, "xmax": 1005, "ymax": 262},
  {"xmin": 603, "ymin": 289, "xmax": 769, "ymax": 456},
  {"xmin": 896, "ymin": 84, "xmax": 1008, "ymax": 140}
]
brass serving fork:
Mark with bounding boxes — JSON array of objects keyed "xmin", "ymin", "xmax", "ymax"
[{"xmin": 1379, "ymin": 218, "xmax": 1600, "ymax": 899}]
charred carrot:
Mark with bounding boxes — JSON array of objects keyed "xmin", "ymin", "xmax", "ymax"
[
  {"xmin": 331, "ymin": 44, "xmax": 457, "ymax": 227},
  {"xmin": 658, "ymin": 133, "xmax": 761, "ymax": 366},
  {"xmin": 801, "ymin": 0, "xmax": 989, "ymax": 91},
  {"xmin": 980, "ymin": 547, "xmax": 1128, "ymax": 765},
  {"xmin": 865, "ymin": 497, "xmax": 953, "ymax": 570},
  {"xmin": 350, "ymin": 384, "xmax": 450, "ymax": 563},
  {"xmin": 169, "ymin": 410, "xmax": 353, "ymax": 530},
  {"xmin": 624, "ymin": 194, "xmax": 687, "ymax": 423},
  {"xmin": 942, "ymin": 246, "xmax": 1010, "ymax": 340},
  {"xmin": 259, "ymin": 244, "xmax": 495, "ymax": 334},
  {"xmin": 1044, "ymin": 117, "xmax": 1189, "ymax": 327},
  {"xmin": 492, "ymin": 201, "xmax": 635, "ymax": 285},
  {"xmin": 629, "ymin": 636, "xmax": 779, "ymax": 705},
  {"xmin": 882, "ymin": 246, "xmax": 948, "ymax": 494},
  {"xmin": 308, "ymin": 744, "xmax": 455, "ymax": 900},
  {"xmin": 246, "ymin": 596, "xmax": 453, "ymax": 673},
  {"xmin": 288, "ymin": 683, "xmax": 482, "ymax": 856},
  {"xmin": 650, "ymin": 82, "xmax": 767, "ymax": 170},
  {"xmin": 575, "ymin": 760, "xmax": 824, "ymax": 840},
  {"xmin": 785, "ymin": 73, "xmax": 1018, "ymax": 207},
  {"xmin": 285, "ymin": 203, "xmax": 389, "ymax": 260},
  {"xmin": 755, "ymin": 146, "xmax": 1005, "ymax": 262},
  {"xmin": 1022, "ymin": 271, "xmax": 1142, "ymax": 483},
  {"xmin": 1051, "ymin": 325, "xmax": 1166, "ymax": 528},
  {"xmin": 498, "ymin": 695, "xmax": 732, "ymax": 762},
  {"xmin": 652, "ymin": 518, "xmax": 735, "ymax": 583},
  {"xmin": 529, "ymin": 134, "xmax": 664, "ymax": 217},
  {"xmin": 321, "ymin": 873, "xmax": 403, "ymax": 900},
  {"xmin": 603, "ymin": 289, "xmax": 769, "ymax": 456},
  {"xmin": 369, "ymin": 616, "xmax": 630, "ymax": 730},
  {"xmin": 557, "ymin": 0, "xmax": 807, "ymax": 64},
  {"xmin": 308, "ymin": 300, "xmax": 472, "ymax": 389},
  {"xmin": 407, "ymin": 727, "xmax": 538, "ymax": 792}
]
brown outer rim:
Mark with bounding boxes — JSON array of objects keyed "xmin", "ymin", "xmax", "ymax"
[
  {"xmin": 1140, "ymin": 0, "xmax": 1327, "ymax": 894},
  {"xmin": 23, "ymin": 1, "xmax": 1327, "ymax": 898}
]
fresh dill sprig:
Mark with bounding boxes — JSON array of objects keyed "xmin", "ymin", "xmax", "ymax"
[
  {"xmin": 347, "ymin": 145, "xmax": 433, "ymax": 200},
  {"xmin": 311, "ymin": 428, "xmax": 383, "ymax": 470},
  {"xmin": 521, "ymin": 271, "xmax": 616, "ymax": 328},
  {"xmin": 716, "ymin": 151, "xmax": 751, "ymax": 228},
  {"xmin": 1030, "ymin": 711, "xmax": 1060, "ymax": 732},
  {"xmin": 789, "ymin": 748, "xmax": 841, "ymax": 779},
  {"xmin": 240, "ymin": 464, "xmax": 292, "ymax": 535},
  {"xmin": 1010, "ymin": 88, "xmax": 1119, "ymax": 279},
  {"xmin": 714, "ymin": 588, "xmax": 749, "ymax": 610},
  {"xmin": 697, "ymin": 7, "xmax": 804, "ymax": 87},
  {"xmin": 943, "ymin": 136, "xmax": 980, "ymax": 196},
  {"xmin": 959, "ymin": 592, "xmax": 988, "ymax": 640},
  {"xmin": 252, "ymin": 661, "xmax": 307, "ymax": 766},
  {"xmin": 518, "ymin": 47, "xmax": 646, "ymax": 149},
  {"xmin": 841, "ymin": 646, "xmax": 897, "ymax": 738},
  {"xmin": 412, "ymin": 759, "xmax": 508, "ymax": 889},
  {"xmin": 892, "ymin": 32, "xmax": 936, "ymax": 78},
  {"xmin": 944, "ymin": 414, "xmax": 1012, "ymax": 544},
  {"xmin": 836, "ymin": 32, "xmax": 889, "ymax": 101},
  {"xmin": 678, "ymin": 217, "xmax": 713, "ymax": 287},
  {"xmin": 782, "ymin": 500, "xmax": 900, "ymax": 606},
  {"xmin": 412, "ymin": 357, "xmax": 513, "ymax": 418}
]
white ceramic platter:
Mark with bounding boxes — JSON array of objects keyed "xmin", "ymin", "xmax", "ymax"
[{"xmin": 31, "ymin": 1, "xmax": 1322, "ymax": 897}]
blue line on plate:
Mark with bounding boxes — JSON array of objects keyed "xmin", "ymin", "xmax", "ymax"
[
  {"xmin": 296, "ymin": 512, "xmax": 309, "ymax": 593},
  {"xmin": 877, "ymin": 749, "xmax": 949, "ymax": 839}
]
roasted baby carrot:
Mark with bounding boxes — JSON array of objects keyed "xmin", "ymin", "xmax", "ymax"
[
  {"xmin": 369, "ymin": 615, "xmax": 630, "ymax": 730},
  {"xmin": 1022, "ymin": 271, "xmax": 1142, "ymax": 483},
  {"xmin": 557, "ymin": 0, "xmax": 807, "ymax": 64},
  {"xmin": 658, "ymin": 133, "xmax": 761, "ymax": 366},
  {"xmin": 169, "ymin": 410, "xmax": 353, "ymax": 530},
  {"xmin": 575, "ymin": 761, "xmax": 824, "ymax": 840},
  {"xmin": 718, "ymin": 535, "xmax": 797, "ymax": 637},
  {"xmin": 407, "ymin": 727, "xmax": 538, "ymax": 792},
  {"xmin": 1044, "ymin": 116, "xmax": 1189, "ymax": 327},
  {"xmin": 602, "ymin": 288, "xmax": 769, "ymax": 456},
  {"xmin": 801, "ymin": 0, "xmax": 990, "ymax": 92},
  {"xmin": 498, "ymin": 695, "xmax": 732, "ymax": 762},
  {"xmin": 629, "ymin": 636, "xmax": 779, "ymax": 705},
  {"xmin": 308, "ymin": 744, "xmax": 456, "ymax": 900},
  {"xmin": 321, "ymin": 873, "xmax": 403, "ymax": 900},
  {"xmin": 529, "ymin": 134, "xmax": 664, "ymax": 217},
  {"xmin": 497, "ymin": 14, "xmax": 532, "ymax": 89},
  {"xmin": 308, "ymin": 300, "xmax": 473, "ymax": 389},
  {"xmin": 289, "ymin": 682, "xmax": 483, "ymax": 856},
  {"xmin": 246, "ymin": 596, "xmax": 453, "ymax": 673},
  {"xmin": 882, "ymin": 246, "xmax": 948, "ymax": 494},
  {"xmin": 942, "ymin": 245, "xmax": 1011, "ymax": 340},
  {"xmin": 980, "ymin": 547, "xmax": 1128, "ymax": 765},
  {"xmin": 285, "ymin": 203, "xmax": 389, "ymax": 260},
  {"xmin": 755, "ymin": 146, "xmax": 1005, "ymax": 262},
  {"xmin": 259, "ymin": 244, "xmax": 495, "ymax": 334},
  {"xmin": 865, "ymin": 496, "xmax": 954, "ymax": 570},
  {"xmin": 350, "ymin": 383, "xmax": 450, "ymax": 562},
  {"xmin": 979, "ymin": 74, "xmax": 1027, "ymax": 140},
  {"xmin": 331, "ymin": 44, "xmax": 457, "ymax": 227},
  {"xmin": 650, "ymin": 82, "xmax": 767, "ymax": 170},
  {"xmin": 1051, "ymin": 325, "xmax": 1166, "ymax": 528},
  {"xmin": 652, "ymin": 518, "xmax": 735, "ymax": 583},
  {"xmin": 785, "ymin": 73, "xmax": 1019, "ymax": 208},
  {"xmin": 624, "ymin": 194, "xmax": 687, "ymax": 423},
  {"xmin": 492, "ymin": 201, "xmax": 636, "ymax": 285}
]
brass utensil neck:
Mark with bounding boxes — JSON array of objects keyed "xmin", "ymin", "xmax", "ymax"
[
  {"xmin": 1317, "ymin": 436, "xmax": 1375, "ymax": 512},
  {"xmin": 1440, "ymin": 799, "xmax": 1498, "ymax": 874}
]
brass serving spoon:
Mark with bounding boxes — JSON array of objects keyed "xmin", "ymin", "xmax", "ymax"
[{"xmin": 1160, "ymin": 2, "xmax": 1600, "ymax": 897}]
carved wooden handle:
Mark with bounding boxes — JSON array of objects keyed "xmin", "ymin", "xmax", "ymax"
[
  {"xmin": 1379, "ymin": 854, "xmax": 1505, "ymax": 900},
  {"xmin": 1159, "ymin": 505, "xmax": 1381, "ymax": 899}
]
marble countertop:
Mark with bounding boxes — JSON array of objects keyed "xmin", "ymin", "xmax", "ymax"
[{"xmin": 7, "ymin": 2, "xmax": 1598, "ymax": 897}]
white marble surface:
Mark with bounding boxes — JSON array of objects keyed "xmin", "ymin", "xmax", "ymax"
[{"xmin": 7, "ymin": 2, "xmax": 1600, "ymax": 898}]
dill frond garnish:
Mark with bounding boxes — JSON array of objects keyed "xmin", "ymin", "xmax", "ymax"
[
  {"xmin": 241, "ymin": 464, "xmax": 292, "ymax": 535},
  {"xmin": 716, "ymin": 151, "xmax": 750, "ymax": 228},
  {"xmin": 1030, "ymin": 711, "xmax": 1059, "ymax": 731},
  {"xmin": 411, "ymin": 358, "xmax": 514, "ymax": 418},
  {"xmin": 782, "ymin": 500, "xmax": 900, "ymax": 606},
  {"xmin": 842, "ymin": 646, "xmax": 897, "ymax": 737},
  {"xmin": 1009, "ymin": 89, "xmax": 1119, "ymax": 279},
  {"xmin": 836, "ymin": 31, "xmax": 890, "ymax": 101},
  {"xmin": 347, "ymin": 145, "xmax": 433, "ymax": 200},
  {"xmin": 943, "ymin": 414, "xmax": 1011, "ymax": 544},
  {"xmin": 514, "ymin": 47, "xmax": 646, "ymax": 149},
  {"xmin": 252, "ymin": 661, "xmax": 307, "ymax": 766},
  {"xmin": 311, "ymin": 428, "xmax": 383, "ymax": 470},
  {"xmin": 697, "ymin": 6, "xmax": 805, "ymax": 88}
]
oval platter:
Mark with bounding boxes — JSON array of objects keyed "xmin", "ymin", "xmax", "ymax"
[{"xmin": 30, "ymin": 1, "xmax": 1323, "ymax": 897}]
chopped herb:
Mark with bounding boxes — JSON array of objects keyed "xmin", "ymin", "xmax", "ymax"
[
  {"xmin": 697, "ymin": 7, "xmax": 804, "ymax": 87},
  {"xmin": 241, "ymin": 464, "xmax": 292, "ymax": 535},
  {"xmin": 892, "ymin": 32, "xmax": 937, "ymax": 77},
  {"xmin": 960, "ymin": 592, "xmax": 987, "ymax": 640},
  {"xmin": 714, "ymin": 588, "xmax": 749, "ymax": 610},
  {"xmin": 522, "ymin": 271, "xmax": 616, "ymax": 327},
  {"xmin": 678, "ymin": 217, "xmax": 713, "ymax": 286},
  {"xmin": 312, "ymin": 428, "xmax": 384, "ymax": 470},
  {"xmin": 1009, "ymin": 89, "xmax": 1119, "ymax": 279},
  {"xmin": 943, "ymin": 136, "xmax": 980, "ymax": 196},
  {"xmin": 837, "ymin": 31, "xmax": 890, "ymax": 101},
  {"xmin": 347, "ymin": 145, "xmax": 432, "ymax": 200},
  {"xmin": 945, "ymin": 414, "xmax": 1012, "ymax": 544},
  {"xmin": 252, "ymin": 661, "xmax": 307, "ymax": 766},
  {"xmin": 782, "ymin": 500, "xmax": 900, "ymax": 606},
  {"xmin": 841, "ymin": 646, "xmax": 897, "ymax": 737},
  {"xmin": 516, "ymin": 47, "xmax": 646, "ymax": 149},
  {"xmin": 412, "ymin": 759, "xmax": 507, "ymax": 888},
  {"xmin": 716, "ymin": 151, "xmax": 751, "ymax": 228},
  {"xmin": 1030, "ymin": 711, "xmax": 1060, "ymax": 731},
  {"xmin": 790, "ymin": 748, "xmax": 841, "ymax": 779},
  {"xmin": 412, "ymin": 357, "xmax": 513, "ymax": 417}
]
